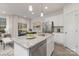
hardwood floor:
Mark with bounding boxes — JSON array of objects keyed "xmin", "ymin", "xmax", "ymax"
[{"xmin": 52, "ymin": 43, "xmax": 78, "ymax": 56}]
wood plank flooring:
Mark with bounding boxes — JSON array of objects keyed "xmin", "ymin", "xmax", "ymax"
[{"xmin": 52, "ymin": 43, "xmax": 79, "ymax": 56}]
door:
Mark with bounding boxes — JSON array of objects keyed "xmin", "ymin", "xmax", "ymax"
[{"xmin": 64, "ymin": 11, "xmax": 77, "ymax": 52}]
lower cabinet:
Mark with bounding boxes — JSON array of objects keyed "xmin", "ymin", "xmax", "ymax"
[
  {"xmin": 54, "ymin": 33, "xmax": 64, "ymax": 45},
  {"xmin": 14, "ymin": 42, "xmax": 30, "ymax": 56},
  {"xmin": 30, "ymin": 35, "xmax": 54, "ymax": 56},
  {"xmin": 47, "ymin": 35, "xmax": 54, "ymax": 56},
  {"xmin": 14, "ymin": 35, "xmax": 54, "ymax": 56},
  {"xmin": 47, "ymin": 41, "xmax": 52, "ymax": 56},
  {"xmin": 30, "ymin": 40, "xmax": 47, "ymax": 56}
]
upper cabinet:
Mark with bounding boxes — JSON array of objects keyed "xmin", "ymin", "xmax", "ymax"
[
  {"xmin": 46, "ymin": 14, "xmax": 64, "ymax": 26},
  {"xmin": 54, "ymin": 14, "xmax": 64, "ymax": 26},
  {"xmin": 58, "ymin": 14, "xmax": 64, "ymax": 26}
]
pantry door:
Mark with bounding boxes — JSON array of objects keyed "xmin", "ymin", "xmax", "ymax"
[{"xmin": 64, "ymin": 11, "xmax": 77, "ymax": 52}]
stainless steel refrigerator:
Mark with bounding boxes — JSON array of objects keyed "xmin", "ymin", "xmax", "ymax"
[{"xmin": 42, "ymin": 21, "xmax": 54, "ymax": 33}]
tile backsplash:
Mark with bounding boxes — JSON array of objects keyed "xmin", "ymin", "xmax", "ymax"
[{"xmin": 54, "ymin": 26, "xmax": 64, "ymax": 33}]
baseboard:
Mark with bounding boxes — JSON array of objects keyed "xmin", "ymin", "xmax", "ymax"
[{"xmin": 64, "ymin": 46, "xmax": 79, "ymax": 56}]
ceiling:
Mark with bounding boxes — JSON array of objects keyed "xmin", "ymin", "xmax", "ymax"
[{"xmin": 0, "ymin": 3, "xmax": 67, "ymax": 18}]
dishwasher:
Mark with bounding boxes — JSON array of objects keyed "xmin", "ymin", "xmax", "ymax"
[{"xmin": 29, "ymin": 40, "xmax": 47, "ymax": 56}]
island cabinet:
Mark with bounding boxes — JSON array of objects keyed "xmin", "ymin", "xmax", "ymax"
[
  {"xmin": 30, "ymin": 40, "xmax": 47, "ymax": 56},
  {"xmin": 30, "ymin": 35, "xmax": 54, "ymax": 56},
  {"xmin": 14, "ymin": 34, "xmax": 54, "ymax": 56},
  {"xmin": 47, "ymin": 35, "xmax": 54, "ymax": 56},
  {"xmin": 14, "ymin": 42, "xmax": 30, "ymax": 56}
]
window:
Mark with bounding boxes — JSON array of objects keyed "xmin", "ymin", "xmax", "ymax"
[
  {"xmin": 18, "ymin": 23, "xmax": 27, "ymax": 36},
  {"xmin": 0, "ymin": 17, "xmax": 6, "ymax": 33}
]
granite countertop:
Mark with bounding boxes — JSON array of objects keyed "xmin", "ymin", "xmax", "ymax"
[{"xmin": 14, "ymin": 33, "xmax": 53, "ymax": 49}]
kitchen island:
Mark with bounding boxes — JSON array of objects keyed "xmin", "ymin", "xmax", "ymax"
[{"xmin": 14, "ymin": 33, "xmax": 54, "ymax": 56}]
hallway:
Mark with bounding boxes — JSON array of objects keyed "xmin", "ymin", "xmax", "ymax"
[{"xmin": 52, "ymin": 43, "xmax": 78, "ymax": 56}]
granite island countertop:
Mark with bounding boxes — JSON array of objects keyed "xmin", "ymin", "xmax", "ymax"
[{"xmin": 14, "ymin": 33, "xmax": 53, "ymax": 49}]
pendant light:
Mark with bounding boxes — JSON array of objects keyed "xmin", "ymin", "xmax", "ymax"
[
  {"xmin": 41, "ymin": 12, "xmax": 44, "ymax": 17},
  {"xmin": 28, "ymin": 5, "xmax": 33, "ymax": 12},
  {"xmin": 40, "ymin": 4, "xmax": 44, "ymax": 17}
]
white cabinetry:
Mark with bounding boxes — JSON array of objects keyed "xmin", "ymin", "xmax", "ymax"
[
  {"xmin": 57, "ymin": 14, "xmax": 64, "ymax": 26},
  {"xmin": 75, "ymin": 11, "xmax": 79, "ymax": 55},
  {"xmin": 45, "ymin": 14, "xmax": 63, "ymax": 26},
  {"xmin": 64, "ymin": 11, "xmax": 77, "ymax": 52},
  {"xmin": 54, "ymin": 33, "xmax": 64, "ymax": 45},
  {"xmin": 47, "ymin": 35, "xmax": 54, "ymax": 56},
  {"xmin": 31, "ymin": 35, "xmax": 54, "ymax": 56},
  {"xmin": 14, "ymin": 35, "xmax": 54, "ymax": 56},
  {"xmin": 54, "ymin": 16, "xmax": 58, "ymax": 26},
  {"xmin": 64, "ymin": 10, "xmax": 79, "ymax": 55},
  {"xmin": 14, "ymin": 42, "xmax": 30, "ymax": 56},
  {"xmin": 54, "ymin": 14, "xmax": 63, "ymax": 26}
]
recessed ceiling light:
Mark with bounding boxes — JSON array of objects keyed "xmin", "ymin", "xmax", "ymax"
[
  {"xmin": 40, "ymin": 12, "xmax": 44, "ymax": 17},
  {"xmin": 2, "ymin": 11, "xmax": 6, "ymax": 14},
  {"xmin": 45, "ymin": 6, "xmax": 48, "ymax": 9},
  {"xmin": 32, "ymin": 12, "xmax": 34, "ymax": 14},
  {"xmin": 28, "ymin": 5, "xmax": 33, "ymax": 11}
]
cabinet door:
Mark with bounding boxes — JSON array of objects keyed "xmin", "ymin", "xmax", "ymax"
[
  {"xmin": 75, "ymin": 11, "xmax": 79, "ymax": 54},
  {"xmin": 54, "ymin": 33, "xmax": 64, "ymax": 45},
  {"xmin": 58, "ymin": 14, "xmax": 64, "ymax": 26},
  {"xmin": 54, "ymin": 16, "xmax": 59, "ymax": 26},
  {"xmin": 47, "ymin": 41, "xmax": 52, "ymax": 56},
  {"xmin": 47, "ymin": 36, "xmax": 54, "ymax": 56},
  {"xmin": 64, "ymin": 12, "xmax": 77, "ymax": 52},
  {"xmin": 51, "ymin": 35, "xmax": 54, "ymax": 52},
  {"xmin": 54, "ymin": 14, "xmax": 63, "ymax": 26},
  {"xmin": 14, "ymin": 43, "xmax": 29, "ymax": 56}
]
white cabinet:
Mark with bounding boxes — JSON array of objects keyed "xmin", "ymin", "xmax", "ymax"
[
  {"xmin": 54, "ymin": 16, "xmax": 58, "ymax": 26},
  {"xmin": 51, "ymin": 35, "xmax": 54, "ymax": 52},
  {"xmin": 47, "ymin": 37, "xmax": 52, "ymax": 56},
  {"xmin": 64, "ymin": 11, "xmax": 79, "ymax": 55},
  {"xmin": 14, "ymin": 35, "xmax": 54, "ymax": 56},
  {"xmin": 75, "ymin": 11, "xmax": 79, "ymax": 54},
  {"xmin": 54, "ymin": 14, "xmax": 63, "ymax": 26},
  {"xmin": 57, "ymin": 14, "xmax": 64, "ymax": 26},
  {"xmin": 31, "ymin": 35, "xmax": 54, "ymax": 56},
  {"xmin": 54, "ymin": 33, "xmax": 64, "ymax": 45},
  {"xmin": 64, "ymin": 11, "xmax": 77, "ymax": 52},
  {"xmin": 14, "ymin": 42, "xmax": 30, "ymax": 56},
  {"xmin": 45, "ymin": 14, "xmax": 63, "ymax": 26},
  {"xmin": 47, "ymin": 35, "xmax": 54, "ymax": 56}
]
